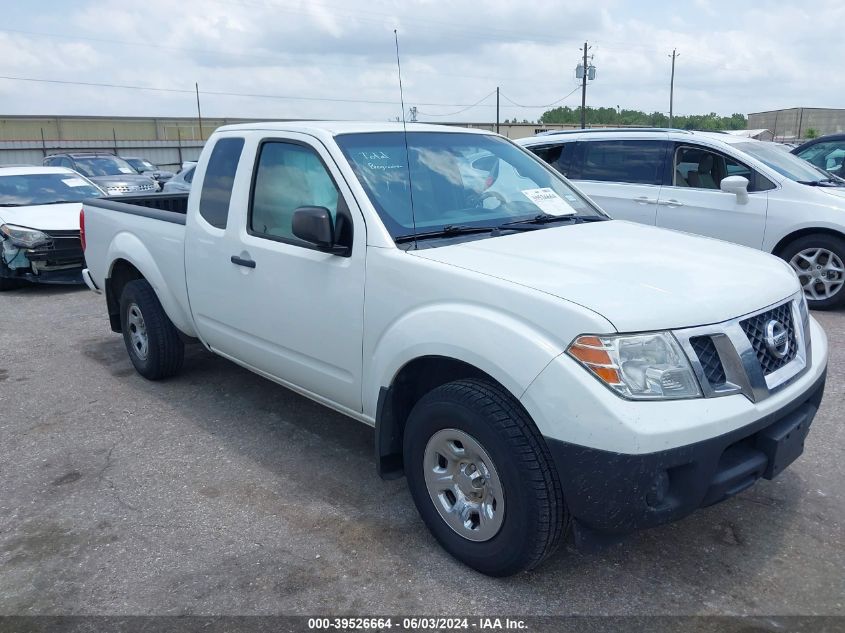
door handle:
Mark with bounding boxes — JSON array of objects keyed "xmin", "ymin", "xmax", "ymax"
[
  {"xmin": 230, "ymin": 255, "xmax": 256, "ymax": 268},
  {"xmin": 660, "ymin": 199, "xmax": 684, "ymax": 207},
  {"xmin": 634, "ymin": 196, "xmax": 657, "ymax": 204}
]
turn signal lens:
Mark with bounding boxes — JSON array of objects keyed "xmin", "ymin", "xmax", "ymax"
[
  {"xmin": 568, "ymin": 336, "xmax": 622, "ymax": 386},
  {"xmin": 567, "ymin": 332, "xmax": 702, "ymax": 400}
]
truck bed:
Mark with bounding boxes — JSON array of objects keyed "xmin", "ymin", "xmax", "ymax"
[
  {"xmin": 88, "ymin": 192, "xmax": 189, "ymax": 224},
  {"xmin": 82, "ymin": 192, "xmax": 196, "ymax": 337}
]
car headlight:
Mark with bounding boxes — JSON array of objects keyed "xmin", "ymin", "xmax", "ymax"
[
  {"xmin": 0, "ymin": 224, "xmax": 51, "ymax": 248},
  {"xmin": 568, "ymin": 332, "xmax": 701, "ymax": 400}
]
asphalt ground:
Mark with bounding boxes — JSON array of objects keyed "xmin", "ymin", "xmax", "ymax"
[{"xmin": 0, "ymin": 285, "xmax": 843, "ymax": 616}]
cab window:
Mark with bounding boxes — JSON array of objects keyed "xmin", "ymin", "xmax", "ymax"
[
  {"xmin": 199, "ymin": 137, "xmax": 244, "ymax": 229},
  {"xmin": 249, "ymin": 141, "xmax": 348, "ymax": 248}
]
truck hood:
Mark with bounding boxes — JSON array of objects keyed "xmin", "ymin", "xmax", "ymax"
[
  {"xmin": 0, "ymin": 202, "xmax": 82, "ymax": 232},
  {"xmin": 411, "ymin": 220, "xmax": 799, "ymax": 332}
]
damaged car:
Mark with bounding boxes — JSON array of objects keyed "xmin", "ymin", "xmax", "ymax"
[{"xmin": 0, "ymin": 166, "xmax": 104, "ymax": 290}]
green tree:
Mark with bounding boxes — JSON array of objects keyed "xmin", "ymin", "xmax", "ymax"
[
  {"xmin": 539, "ymin": 106, "xmax": 746, "ymax": 131},
  {"xmin": 805, "ymin": 128, "xmax": 819, "ymax": 139}
]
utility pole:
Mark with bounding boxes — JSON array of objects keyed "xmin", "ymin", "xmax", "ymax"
[
  {"xmin": 669, "ymin": 49, "xmax": 678, "ymax": 127},
  {"xmin": 496, "ymin": 86, "xmax": 500, "ymax": 134},
  {"xmin": 580, "ymin": 42, "xmax": 588, "ymax": 129},
  {"xmin": 195, "ymin": 82, "xmax": 204, "ymax": 140}
]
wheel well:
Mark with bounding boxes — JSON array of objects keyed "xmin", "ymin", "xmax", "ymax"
[
  {"xmin": 105, "ymin": 259, "xmax": 144, "ymax": 332},
  {"xmin": 772, "ymin": 227, "xmax": 845, "ymax": 257},
  {"xmin": 375, "ymin": 356, "xmax": 508, "ymax": 479}
]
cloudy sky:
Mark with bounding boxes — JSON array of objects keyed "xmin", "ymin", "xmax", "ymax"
[{"xmin": 0, "ymin": 0, "xmax": 842, "ymax": 123}]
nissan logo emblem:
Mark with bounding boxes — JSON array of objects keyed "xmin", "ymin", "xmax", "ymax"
[{"xmin": 764, "ymin": 320, "xmax": 790, "ymax": 359}]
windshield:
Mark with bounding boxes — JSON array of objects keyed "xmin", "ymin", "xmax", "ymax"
[
  {"xmin": 0, "ymin": 173, "xmax": 103, "ymax": 206},
  {"xmin": 73, "ymin": 156, "xmax": 138, "ymax": 178},
  {"xmin": 335, "ymin": 132, "xmax": 605, "ymax": 240},
  {"xmin": 734, "ymin": 141, "xmax": 838, "ymax": 183}
]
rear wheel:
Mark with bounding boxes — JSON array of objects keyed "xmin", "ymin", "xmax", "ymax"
[
  {"xmin": 403, "ymin": 379, "xmax": 568, "ymax": 576},
  {"xmin": 119, "ymin": 279, "xmax": 184, "ymax": 379},
  {"xmin": 780, "ymin": 234, "xmax": 845, "ymax": 310}
]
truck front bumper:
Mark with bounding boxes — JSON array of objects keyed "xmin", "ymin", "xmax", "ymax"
[{"xmin": 545, "ymin": 368, "xmax": 826, "ymax": 535}]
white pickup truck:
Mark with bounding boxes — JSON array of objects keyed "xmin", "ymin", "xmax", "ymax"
[{"xmin": 81, "ymin": 122, "xmax": 828, "ymax": 576}]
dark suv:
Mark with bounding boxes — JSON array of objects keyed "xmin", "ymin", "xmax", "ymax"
[{"xmin": 43, "ymin": 153, "xmax": 158, "ymax": 195}]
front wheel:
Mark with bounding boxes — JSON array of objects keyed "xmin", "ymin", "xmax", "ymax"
[
  {"xmin": 119, "ymin": 279, "xmax": 184, "ymax": 380},
  {"xmin": 403, "ymin": 379, "xmax": 568, "ymax": 576},
  {"xmin": 780, "ymin": 234, "xmax": 845, "ymax": 310}
]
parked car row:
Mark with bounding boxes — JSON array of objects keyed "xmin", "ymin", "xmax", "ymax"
[
  {"xmin": 518, "ymin": 128, "xmax": 845, "ymax": 309},
  {"xmin": 77, "ymin": 121, "xmax": 828, "ymax": 576}
]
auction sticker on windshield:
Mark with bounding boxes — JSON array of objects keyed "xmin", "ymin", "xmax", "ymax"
[
  {"xmin": 62, "ymin": 178, "xmax": 88, "ymax": 187},
  {"xmin": 521, "ymin": 188, "xmax": 576, "ymax": 215}
]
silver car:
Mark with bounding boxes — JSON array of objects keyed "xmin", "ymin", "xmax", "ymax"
[{"xmin": 162, "ymin": 165, "xmax": 195, "ymax": 193}]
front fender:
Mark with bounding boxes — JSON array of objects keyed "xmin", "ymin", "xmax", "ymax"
[
  {"xmin": 364, "ymin": 301, "xmax": 593, "ymax": 418},
  {"xmin": 107, "ymin": 231, "xmax": 196, "ymax": 336}
]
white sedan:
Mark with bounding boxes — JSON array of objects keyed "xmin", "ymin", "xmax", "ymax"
[{"xmin": 0, "ymin": 165, "xmax": 103, "ymax": 290}]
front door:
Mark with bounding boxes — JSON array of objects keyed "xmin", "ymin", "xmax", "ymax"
[
  {"xmin": 656, "ymin": 144, "xmax": 768, "ymax": 248},
  {"xmin": 186, "ymin": 133, "xmax": 366, "ymax": 412}
]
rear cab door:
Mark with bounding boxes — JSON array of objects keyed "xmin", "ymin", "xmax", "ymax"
[
  {"xmin": 656, "ymin": 140, "xmax": 772, "ymax": 248},
  {"xmin": 184, "ymin": 130, "xmax": 367, "ymax": 413},
  {"xmin": 566, "ymin": 133, "xmax": 669, "ymax": 224}
]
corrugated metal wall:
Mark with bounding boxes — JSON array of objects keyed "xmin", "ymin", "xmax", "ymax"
[
  {"xmin": 749, "ymin": 108, "xmax": 845, "ymax": 141},
  {"xmin": 0, "ymin": 115, "xmax": 582, "ymax": 167}
]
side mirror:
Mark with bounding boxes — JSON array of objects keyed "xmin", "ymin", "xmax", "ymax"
[
  {"xmin": 292, "ymin": 206, "xmax": 348, "ymax": 255},
  {"xmin": 720, "ymin": 175, "xmax": 749, "ymax": 204}
]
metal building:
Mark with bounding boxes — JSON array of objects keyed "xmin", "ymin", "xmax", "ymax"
[
  {"xmin": 0, "ymin": 114, "xmax": 600, "ymax": 168},
  {"xmin": 748, "ymin": 108, "xmax": 845, "ymax": 142}
]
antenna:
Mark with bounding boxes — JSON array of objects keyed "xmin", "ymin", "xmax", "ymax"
[{"xmin": 394, "ymin": 29, "xmax": 417, "ymax": 248}]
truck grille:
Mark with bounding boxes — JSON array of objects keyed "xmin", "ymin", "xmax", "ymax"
[
  {"xmin": 109, "ymin": 183, "xmax": 156, "ymax": 193},
  {"xmin": 740, "ymin": 303, "xmax": 797, "ymax": 375},
  {"xmin": 676, "ymin": 296, "xmax": 808, "ymax": 403},
  {"xmin": 689, "ymin": 336, "xmax": 726, "ymax": 387}
]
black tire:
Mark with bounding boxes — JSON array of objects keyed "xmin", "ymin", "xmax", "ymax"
[
  {"xmin": 779, "ymin": 233, "xmax": 845, "ymax": 310},
  {"xmin": 119, "ymin": 279, "xmax": 184, "ymax": 380},
  {"xmin": 403, "ymin": 379, "xmax": 568, "ymax": 576}
]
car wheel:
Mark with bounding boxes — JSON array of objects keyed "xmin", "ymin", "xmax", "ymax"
[
  {"xmin": 119, "ymin": 279, "xmax": 185, "ymax": 379},
  {"xmin": 780, "ymin": 234, "xmax": 845, "ymax": 310},
  {"xmin": 403, "ymin": 379, "xmax": 568, "ymax": 576}
]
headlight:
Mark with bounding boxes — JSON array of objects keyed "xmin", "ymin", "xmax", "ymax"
[
  {"xmin": 568, "ymin": 332, "xmax": 701, "ymax": 400},
  {"xmin": 0, "ymin": 224, "xmax": 51, "ymax": 248}
]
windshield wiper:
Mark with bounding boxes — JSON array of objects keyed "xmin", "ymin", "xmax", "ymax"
[
  {"xmin": 395, "ymin": 224, "xmax": 495, "ymax": 243},
  {"xmin": 0, "ymin": 203, "xmax": 21, "ymax": 207},
  {"xmin": 798, "ymin": 178, "xmax": 841, "ymax": 186},
  {"xmin": 497, "ymin": 214, "xmax": 605, "ymax": 230}
]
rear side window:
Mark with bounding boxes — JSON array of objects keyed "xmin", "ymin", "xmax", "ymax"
[
  {"xmin": 577, "ymin": 140, "xmax": 666, "ymax": 185},
  {"xmin": 199, "ymin": 137, "xmax": 244, "ymax": 229},
  {"xmin": 531, "ymin": 143, "xmax": 575, "ymax": 177}
]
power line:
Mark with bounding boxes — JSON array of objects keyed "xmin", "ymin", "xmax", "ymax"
[
  {"xmin": 417, "ymin": 90, "xmax": 498, "ymax": 117},
  {"xmin": 499, "ymin": 86, "xmax": 581, "ymax": 109},
  {"xmin": 0, "ymin": 74, "xmax": 528, "ymax": 110},
  {"xmin": 0, "ymin": 27, "xmax": 552, "ymax": 85}
]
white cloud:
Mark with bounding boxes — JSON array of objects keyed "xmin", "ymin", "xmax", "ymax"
[{"xmin": 0, "ymin": 0, "xmax": 842, "ymax": 122}]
